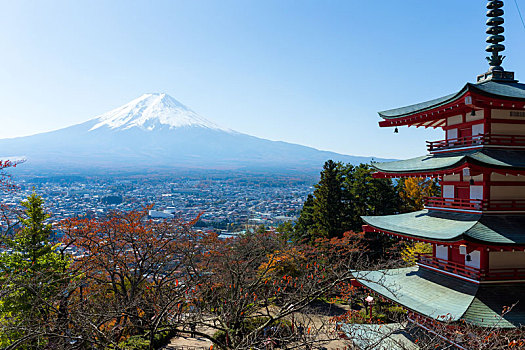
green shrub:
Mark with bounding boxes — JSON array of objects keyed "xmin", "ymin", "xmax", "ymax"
[
  {"xmin": 117, "ymin": 336, "xmax": 150, "ymax": 350},
  {"xmin": 110, "ymin": 330, "xmax": 176, "ymax": 350}
]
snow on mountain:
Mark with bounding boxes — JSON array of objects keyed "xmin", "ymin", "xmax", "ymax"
[
  {"xmin": 89, "ymin": 93, "xmax": 231, "ymax": 132},
  {"xmin": 0, "ymin": 93, "xmax": 388, "ymax": 174}
]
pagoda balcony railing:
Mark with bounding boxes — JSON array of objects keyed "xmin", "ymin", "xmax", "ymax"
[
  {"xmin": 427, "ymin": 133, "xmax": 525, "ymax": 153},
  {"xmin": 417, "ymin": 253, "xmax": 525, "ymax": 281},
  {"xmin": 424, "ymin": 197, "xmax": 483, "ymax": 212},
  {"xmin": 417, "ymin": 253, "xmax": 481, "ymax": 280},
  {"xmin": 424, "ymin": 197, "xmax": 525, "ymax": 212}
]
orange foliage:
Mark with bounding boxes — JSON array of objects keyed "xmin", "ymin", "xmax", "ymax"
[
  {"xmin": 258, "ymin": 247, "xmax": 306, "ymax": 280},
  {"xmin": 60, "ymin": 208, "xmax": 200, "ymax": 342}
]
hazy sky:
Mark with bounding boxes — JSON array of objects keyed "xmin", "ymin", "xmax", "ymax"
[{"xmin": 1, "ymin": 0, "xmax": 525, "ymax": 159}]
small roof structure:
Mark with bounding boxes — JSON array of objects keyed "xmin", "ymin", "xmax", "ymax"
[
  {"xmin": 371, "ymin": 149, "xmax": 525, "ymax": 176},
  {"xmin": 379, "ymin": 80, "xmax": 525, "ymax": 120},
  {"xmin": 354, "ymin": 267, "xmax": 525, "ymax": 328},
  {"xmin": 362, "ymin": 210, "xmax": 525, "ymax": 244}
]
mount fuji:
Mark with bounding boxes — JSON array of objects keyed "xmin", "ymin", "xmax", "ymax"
[{"xmin": 0, "ymin": 93, "xmax": 384, "ymax": 175}]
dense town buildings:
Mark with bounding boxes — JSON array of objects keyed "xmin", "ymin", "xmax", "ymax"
[{"xmin": 1, "ymin": 174, "xmax": 311, "ymax": 232}]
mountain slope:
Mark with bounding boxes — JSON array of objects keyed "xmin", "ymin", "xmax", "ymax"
[{"xmin": 0, "ymin": 93, "xmax": 387, "ymax": 174}]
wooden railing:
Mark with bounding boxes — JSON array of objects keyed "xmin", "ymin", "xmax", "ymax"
[
  {"xmin": 424, "ymin": 197, "xmax": 525, "ymax": 212},
  {"xmin": 417, "ymin": 253, "xmax": 525, "ymax": 281},
  {"xmin": 427, "ymin": 133, "xmax": 525, "ymax": 153},
  {"xmin": 417, "ymin": 253, "xmax": 481, "ymax": 280},
  {"xmin": 424, "ymin": 197, "xmax": 483, "ymax": 211}
]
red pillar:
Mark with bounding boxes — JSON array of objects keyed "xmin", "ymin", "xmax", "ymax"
[{"xmin": 480, "ymin": 247, "xmax": 490, "ymax": 276}]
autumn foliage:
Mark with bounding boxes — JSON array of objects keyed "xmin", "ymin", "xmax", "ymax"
[
  {"xmin": 0, "ymin": 167, "xmax": 523, "ymax": 349},
  {"xmin": 398, "ymin": 176, "xmax": 440, "ymax": 211},
  {"xmin": 59, "ymin": 208, "xmax": 202, "ymax": 348}
]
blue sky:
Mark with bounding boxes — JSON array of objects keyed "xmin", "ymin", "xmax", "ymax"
[{"xmin": 1, "ymin": 0, "xmax": 525, "ymax": 159}]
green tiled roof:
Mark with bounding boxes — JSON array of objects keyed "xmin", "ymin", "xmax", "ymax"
[
  {"xmin": 379, "ymin": 81, "xmax": 525, "ymax": 119},
  {"xmin": 379, "ymin": 93, "xmax": 460, "ymax": 119},
  {"xmin": 372, "ymin": 149, "xmax": 525, "ymax": 174},
  {"xmin": 467, "ymin": 216, "xmax": 525, "ymax": 244},
  {"xmin": 354, "ymin": 267, "xmax": 477, "ymax": 321},
  {"xmin": 354, "ymin": 267, "xmax": 525, "ymax": 328},
  {"xmin": 464, "ymin": 284, "xmax": 525, "ymax": 328},
  {"xmin": 372, "ymin": 154, "xmax": 465, "ymax": 174},
  {"xmin": 362, "ymin": 210, "xmax": 479, "ymax": 242},
  {"xmin": 362, "ymin": 210, "xmax": 525, "ymax": 244},
  {"xmin": 470, "ymin": 149, "xmax": 525, "ymax": 168},
  {"xmin": 472, "ymin": 81, "xmax": 525, "ymax": 101}
]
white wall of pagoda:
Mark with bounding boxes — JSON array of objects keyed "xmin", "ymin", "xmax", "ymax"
[
  {"xmin": 436, "ymin": 245, "xmax": 448, "ymax": 260},
  {"xmin": 465, "ymin": 250, "xmax": 481, "ymax": 269}
]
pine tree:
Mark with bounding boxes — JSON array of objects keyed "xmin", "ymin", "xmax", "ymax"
[
  {"xmin": 311, "ymin": 160, "xmax": 345, "ymax": 239},
  {"xmin": 346, "ymin": 164, "xmax": 400, "ymax": 232},
  {"xmin": 294, "ymin": 194, "xmax": 315, "ymax": 241},
  {"xmin": 0, "ymin": 193, "xmax": 69, "ymax": 348},
  {"xmin": 294, "ymin": 162, "xmax": 400, "ymax": 242}
]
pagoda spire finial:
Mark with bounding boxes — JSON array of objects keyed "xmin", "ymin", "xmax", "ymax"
[
  {"xmin": 477, "ymin": 0, "xmax": 517, "ymax": 83},
  {"xmin": 486, "ymin": 0, "xmax": 506, "ymax": 72}
]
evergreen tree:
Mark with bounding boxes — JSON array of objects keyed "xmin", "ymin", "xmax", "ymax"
[
  {"xmin": 0, "ymin": 193, "xmax": 69, "ymax": 348},
  {"xmin": 275, "ymin": 221, "xmax": 295, "ymax": 241},
  {"xmin": 293, "ymin": 194, "xmax": 315, "ymax": 241},
  {"xmin": 345, "ymin": 164, "xmax": 400, "ymax": 232},
  {"xmin": 311, "ymin": 160, "xmax": 345, "ymax": 239},
  {"xmin": 293, "ymin": 162, "xmax": 400, "ymax": 242}
]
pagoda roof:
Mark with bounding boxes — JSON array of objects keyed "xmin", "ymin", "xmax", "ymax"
[
  {"xmin": 372, "ymin": 149, "xmax": 525, "ymax": 176},
  {"xmin": 354, "ymin": 266, "xmax": 525, "ymax": 328},
  {"xmin": 362, "ymin": 210, "xmax": 525, "ymax": 244},
  {"xmin": 379, "ymin": 80, "xmax": 525, "ymax": 120}
]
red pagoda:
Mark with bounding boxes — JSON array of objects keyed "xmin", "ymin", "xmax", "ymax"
[{"xmin": 355, "ymin": 0, "xmax": 525, "ymax": 336}]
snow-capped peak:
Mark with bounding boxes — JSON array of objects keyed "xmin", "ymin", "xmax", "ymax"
[{"xmin": 89, "ymin": 93, "xmax": 230, "ymax": 132}]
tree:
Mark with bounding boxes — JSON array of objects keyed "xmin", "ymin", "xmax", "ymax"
[
  {"xmin": 398, "ymin": 176, "xmax": 440, "ymax": 212},
  {"xmin": 60, "ymin": 208, "xmax": 200, "ymax": 349},
  {"xmin": 2, "ymin": 202, "xmax": 521, "ymax": 349},
  {"xmin": 400, "ymin": 241, "xmax": 432, "ymax": 265},
  {"xmin": 186, "ymin": 230, "xmax": 373, "ymax": 349},
  {"xmin": 57, "ymin": 208, "xmax": 386, "ymax": 349},
  {"xmin": 294, "ymin": 161, "xmax": 399, "ymax": 241},
  {"xmin": 344, "ymin": 164, "xmax": 400, "ymax": 232},
  {"xmin": 0, "ymin": 193, "xmax": 70, "ymax": 348},
  {"xmin": 311, "ymin": 160, "xmax": 346, "ymax": 239},
  {"xmin": 275, "ymin": 221, "xmax": 294, "ymax": 242},
  {"xmin": 0, "ymin": 159, "xmax": 21, "ymax": 192},
  {"xmin": 293, "ymin": 194, "xmax": 315, "ymax": 241}
]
